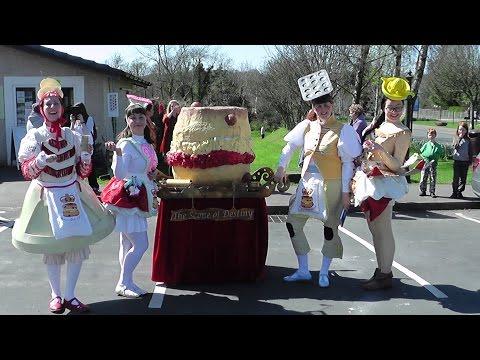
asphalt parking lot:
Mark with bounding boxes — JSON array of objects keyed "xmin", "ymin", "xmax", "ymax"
[{"xmin": 1, "ymin": 175, "xmax": 479, "ymax": 315}]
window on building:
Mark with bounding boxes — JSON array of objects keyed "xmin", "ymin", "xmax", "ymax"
[{"xmin": 15, "ymin": 88, "xmax": 36, "ymax": 127}]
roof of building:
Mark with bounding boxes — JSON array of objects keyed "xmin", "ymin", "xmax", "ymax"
[{"xmin": 9, "ymin": 45, "xmax": 151, "ymax": 87}]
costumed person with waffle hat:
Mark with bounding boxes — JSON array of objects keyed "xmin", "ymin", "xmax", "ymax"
[
  {"xmin": 101, "ymin": 96, "xmax": 169, "ymax": 298},
  {"xmin": 12, "ymin": 78, "xmax": 116, "ymax": 313},
  {"xmin": 352, "ymin": 76, "xmax": 414, "ymax": 290},
  {"xmin": 274, "ymin": 70, "xmax": 362, "ymax": 287}
]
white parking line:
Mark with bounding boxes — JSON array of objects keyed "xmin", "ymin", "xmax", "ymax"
[
  {"xmin": 339, "ymin": 226, "xmax": 448, "ymax": 299},
  {"xmin": 148, "ymin": 282, "xmax": 167, "ymax": 309},
  {"xmin": 0, "ymin": 216, "xmax": 13, "ymax": 233},
  {"xmin": 455, "ymin": 212, "xmax": 480, "ymax": 224}
]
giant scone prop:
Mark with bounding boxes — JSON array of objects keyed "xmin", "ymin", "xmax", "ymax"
[{"xmin": 166, "ymin": 106, "xmax": 255, "ymax": 184}]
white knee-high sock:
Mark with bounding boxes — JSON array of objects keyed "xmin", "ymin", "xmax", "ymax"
[
  {"xmin": 64, "ymin": 261, "xmax": 83, "ymax": 301},
  {"xmin": 120, "ymin": 231, "xmax": 149, "ymax": 288},
  {"xmin": 117, "ymin": 232, "xmax": 132, "ymax": 286},
  {"xmin": 119, "ymin": 232, "xmax": 132, "ymax": 268},
  {"xmin": 46, "ymin": 264, "xmax": 62, "ymax": 298},
  {"xmin": 320, "ymin": 255, "xmax": 332, "ymax": 275},
  {"xmin": 297, "ymin": 254, "xmax": 309, "ymax": 273}
]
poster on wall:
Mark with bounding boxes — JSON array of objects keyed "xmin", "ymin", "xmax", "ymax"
[
  {"xmin": 24, "ymin": 101, "xmax": 32, "ymax": 122},
  {"xmin": 107, "ymin": 92, "xmax": 119, "ymax": 117},
  {"xmin": 16, "ymin": 91, "xmax": 25, "ymax": 103}
]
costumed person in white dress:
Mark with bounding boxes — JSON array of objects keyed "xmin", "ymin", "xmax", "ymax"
[
  {"xmin": 12, "ymin": 78, "xmax": 116, "ymax": 313},
  {"xmin": 352, "ymin": 76, "xmax": 413, "ymax": 290},
  {"xmin": 274, "ymin": 70, "xmax": 362, "ymax": 288},
  {"xmin": 101, "ymin": 103, "xmax": 161, "ymax": 298}
]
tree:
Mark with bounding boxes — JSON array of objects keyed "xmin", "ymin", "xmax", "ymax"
[
  {"xmin": 134, "ymin": 45, "xmax": 228, "ymax": 103},
  {"xmin": 352, "ymin": 45, "xmax": 371, "ymax": 104},
  {"xmin": 405, "ymin": 45, "xmax": 430, "ymax": 130},
  {"xmin": 105, "ymin": 52, "xmax": 128, "ymax": 71},
  {"xmin": 426, "ymin": 45, "xmax": 480, "ymax": 129},
  {"xmin": 127, "ymin": 58, "xmax": 150, "ymax": 78}
]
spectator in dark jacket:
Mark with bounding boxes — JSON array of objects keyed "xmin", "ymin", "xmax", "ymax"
[
  {"xmin": 349, "ymin": 104, "xmax": 368, "ymax": 141},
  {"xmin": 451, "ymin": 121, "xmax": 473, "ymax": 199}
]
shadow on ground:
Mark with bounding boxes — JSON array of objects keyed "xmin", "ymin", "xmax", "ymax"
[{"xmin": 74, "ymin": 266, "xmax": 480, "ymax": 315}]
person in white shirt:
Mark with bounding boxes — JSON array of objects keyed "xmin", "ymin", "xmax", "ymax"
[{"xmin": 275, "ymin": 93, "xmax": 362, "ymax": 287}]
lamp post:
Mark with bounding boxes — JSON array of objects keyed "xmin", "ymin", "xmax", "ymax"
[
  {"xmin": 405, "ymin": 71, "xmax": 414, "ymax": 132},
  {"xmin": 405, "ymin": 71, "xmax": 414, "ymax": 183}
]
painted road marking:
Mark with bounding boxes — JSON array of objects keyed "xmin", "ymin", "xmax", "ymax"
[
  {"xmin": 148, "ymin": 282, "xmax": 167, "ymax": 309},
  {"xmin": 455, "ymin": 212, "xmax": 480, "ymax": 224},
  {"xmin": 339, "ymin": 226, "xmax": 448, "ymax": 299},
  {"xmin": 0, "ymin": 216, "xmax": 10, "ymax": 233}
]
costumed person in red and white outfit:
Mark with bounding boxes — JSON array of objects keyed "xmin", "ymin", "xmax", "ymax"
[
  {"xmin": 101, "ymin": 103, "xmax": 160, "ymax": 298},
  {"xmin": 12, "ymin": 78, "xmax": 116, "ymax": 313},
  {"xmin": 275, "ymin": 70, "xmax": 362, "ymax": 288},
  {"xmin": 352, "ymin": 76, "xmax": 413, "ymax": 290}
]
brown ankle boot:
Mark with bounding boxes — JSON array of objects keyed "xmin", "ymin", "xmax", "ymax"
[
  {"xmin": 361, "ymin": 271, "xmax": 393, "ymax": 291},
  {"xmin": 360, "ymin": 268, "xmax": 380, "ymax": 284}
]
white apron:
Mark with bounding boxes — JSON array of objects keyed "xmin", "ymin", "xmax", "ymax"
[{"xmin": 39, "ymin": 178, "xmax": 93, "ymax": 239}]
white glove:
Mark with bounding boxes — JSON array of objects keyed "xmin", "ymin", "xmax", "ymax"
[
  {"xmin": 35, "ymin": 151, "xmax": 57, "ymax": 168},
  {"xmin": 81, "ymin": 151, "xmax": 92, "ymax": 165}
]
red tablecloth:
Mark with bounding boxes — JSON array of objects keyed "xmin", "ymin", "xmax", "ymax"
[{"xmin": 151, "ymin": 197, "xmax": 268, "ymax": 285}]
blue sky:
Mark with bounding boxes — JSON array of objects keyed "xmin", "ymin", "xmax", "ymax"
[{"xmin": 42, "ymin": 45, "xmax": 275, "ymax": 70}]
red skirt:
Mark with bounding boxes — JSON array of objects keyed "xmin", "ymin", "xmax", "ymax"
[
  {"xmin": 100, "ymin": 178, "xmax": 148, "ymax": 212},
  {"xmin": 360, "ymin": 197, "xmax": 391, "ymax": 222}
]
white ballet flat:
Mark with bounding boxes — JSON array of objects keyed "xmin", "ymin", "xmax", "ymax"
[
  {"xmin": 131, "ymin": 284, "xmax": 148, "ymax": 296},
  {"xmin": 283, "ymin": 270, "xmax": 312, "ymax": 282},
  {"xmin": 115, "ymin": 284, "xmax": 141, "ymax": 298},
  {"xmin": 318, "ymin": 274, "xmax": 330, "ymax": 288}
]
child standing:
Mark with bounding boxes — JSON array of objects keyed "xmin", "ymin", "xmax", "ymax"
[
  {"xmin": 419, "ymin": 128, "xmax": 444, "ymax": 198},
  {"xmin": 450, "ymin": 122, "xmax": 473, "ymax": 199}
]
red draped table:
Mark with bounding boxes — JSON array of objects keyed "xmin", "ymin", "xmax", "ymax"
[{"xmin": 151, "ymin": 197, "xmax": 268, "ymax": 285}]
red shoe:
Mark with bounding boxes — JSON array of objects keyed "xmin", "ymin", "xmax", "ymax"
[
  {"xmin": 63, "ymin": 297, "xmax": 90, "ymax": 313},
  {"xmin": 49, "ymin": 296, "xmax": 65, "ymax": 314}
]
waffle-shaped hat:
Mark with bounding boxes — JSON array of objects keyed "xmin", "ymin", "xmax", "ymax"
[{"xmin": 297, "ymin": 70, "xmax": 333, "ymax": 102}]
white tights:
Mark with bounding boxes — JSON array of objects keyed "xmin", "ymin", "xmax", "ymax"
[
  {"xmin": 46, "ymin": 261, "xmax": 83, "ymax": 301},
  {"xmin": 118, "ymin": 231, "xmax": 149, "ymax": 291}
]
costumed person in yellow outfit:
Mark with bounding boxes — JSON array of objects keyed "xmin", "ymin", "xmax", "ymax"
[
  {"xmin": 275, "ymin": 70, "xmax": 362, "ymax": 287},
  {"xmin": 12, "ymin": 78, "xmax": 116, "ymax": 313},
  {"xmin": 352, "ymin": 76, "xmax": 414, "ymax": 290}
]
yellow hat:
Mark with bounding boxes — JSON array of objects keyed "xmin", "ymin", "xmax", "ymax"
[
  {"xmin": 381, "ymin": 77, "xmax": 415, "ymax": 101},
  {"xmin": 37, "ymin": 77, "xmax": 64, "ymax": 100}
]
